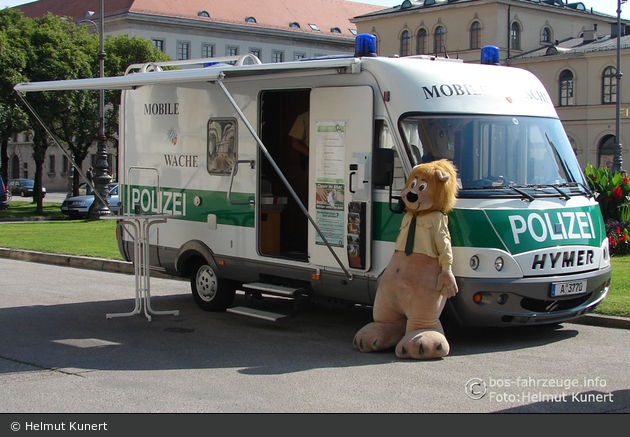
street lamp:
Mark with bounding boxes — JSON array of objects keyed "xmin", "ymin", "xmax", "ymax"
[
  {"xmin": 79, "ymin": 1, "xmax": 112, "ymax": 218},
  {"xmin": 613, "ymin": 0, "xmax": 626, "ymax": 174}
]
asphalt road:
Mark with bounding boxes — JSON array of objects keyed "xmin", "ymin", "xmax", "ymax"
[{"xmin": 0, "ymin": 257, "xmax": 629, "ymax": 414}]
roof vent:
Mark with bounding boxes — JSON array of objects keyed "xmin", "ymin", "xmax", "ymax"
[
  {"xmin": 582, "ymin": 29, "xmax": 597, "ymax": 42},
  {"xmin": 566, "ymin": 2, "xmax": 586, "ymax": 11},
  {"xmin": 245, "ymin": 16, "xmax": 256, "ymax": 23},
  {"xmin": 289, "ymin": 22, "xmax": 300, "ymax": 28},
  {"xmin": 331, "ymin": 27, "xmax": 341, "ymax": 34},
  {"xmin": 198, "ymin": 11, "xmax": 209, "ymax": 18}
]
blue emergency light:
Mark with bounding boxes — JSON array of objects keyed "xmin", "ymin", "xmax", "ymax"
[
  {"xmin": 480, "ymin": 45, "xmax": 500, "ymax": 65},
  {"xmin": 355, "ymin": 34, "xmax": 377, "ymax": 57}
]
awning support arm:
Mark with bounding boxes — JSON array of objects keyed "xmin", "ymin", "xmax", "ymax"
[{"xmin": 16, "ymin": 90, "xmax": 109, "ymax": 209}]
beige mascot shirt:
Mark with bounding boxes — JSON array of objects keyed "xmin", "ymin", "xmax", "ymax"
[{"xmin": 394, "ymin": 211, "xmax": 453, "ymax": 273}]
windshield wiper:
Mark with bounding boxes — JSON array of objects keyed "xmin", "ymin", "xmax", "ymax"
[
  {"xmin": 529, "ymin": 184, "xmax": 571, "ymax": 200},
  {"xmin": 460, "ymin": 185, "xmax": 535, "ymax": 201}
]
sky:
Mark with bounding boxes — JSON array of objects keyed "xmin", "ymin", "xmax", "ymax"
[{"xmin": 0, "ymin": 0, "xmax": 629, "ymax": 20}]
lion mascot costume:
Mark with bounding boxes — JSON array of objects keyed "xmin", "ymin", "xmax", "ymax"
[{"xmin": 354, "ymin": 159, "xmax": 458, "ymax": 359}]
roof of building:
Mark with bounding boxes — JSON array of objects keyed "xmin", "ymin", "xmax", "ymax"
[
  {"xmin": 352, "ymin": 0, "xmax": 624, "ymax": 22},
  {"xmin": 512, "ymin": 32, "xmax": 630, "ymax": 60},
  {"xmin": 16, "ymin": 0, "xmax": 386, "ymax": 39}
]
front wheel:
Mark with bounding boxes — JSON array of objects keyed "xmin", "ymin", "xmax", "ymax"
[{"xmin": 190, "ymin": 261, "xmax": 236, "ymax": 311}]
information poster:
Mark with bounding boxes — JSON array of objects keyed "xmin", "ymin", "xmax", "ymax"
[{"xmin": 315, "ymin": 121, "xmax": 346, "ymax": 247}]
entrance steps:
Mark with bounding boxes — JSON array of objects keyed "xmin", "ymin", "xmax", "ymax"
[{"xmin": 226, "ymin": 282, "xmax": 308, "ymax": 322}]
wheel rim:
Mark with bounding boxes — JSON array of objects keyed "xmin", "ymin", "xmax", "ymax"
[{"xmin": 195, "ymin": 265, "xmax": 218, "ymax": 302}]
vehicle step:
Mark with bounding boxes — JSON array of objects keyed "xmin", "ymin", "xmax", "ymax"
[
  {"xmin": 226, "ymin": 306, "xmax": 292, "ymax": 322},
  {"xmin": 242, "ymin": 282, "xmax": 301, "ymax": 298}
]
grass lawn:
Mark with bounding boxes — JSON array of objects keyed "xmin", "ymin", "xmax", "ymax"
[
  {"xmin": 594, "ymin": 255, "xmax": 630, "ymax": 318},
  {"xmin": 0, "ymin": 201, "xmax": 65, "ymax": 219},
  {"xmin": 0, "ymin": 219, "xmax": 122, "ymax": 260},
  {"xmin": 0, "ymin": 214, "xmax": 628, "ymax": 318}
]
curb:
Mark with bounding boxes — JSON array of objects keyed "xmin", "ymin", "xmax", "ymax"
[{"xmin": 1, "ymin": 247, "xmax": 628, "ymax": 330}]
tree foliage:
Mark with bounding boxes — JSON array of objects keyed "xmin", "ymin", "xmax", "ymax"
[{"xmin": 0, "ymin": 9, "xmax": 172, "ymax": 211}]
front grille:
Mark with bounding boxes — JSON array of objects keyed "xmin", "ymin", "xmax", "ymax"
[{"xmin": 520, "ymin": 292, "xmax": 592, "ymax": 313}]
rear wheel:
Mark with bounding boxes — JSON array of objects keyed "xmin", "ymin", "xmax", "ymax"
[{"xmin": 190, "ymin": 261, "xmax": 235, "ymax": 311}]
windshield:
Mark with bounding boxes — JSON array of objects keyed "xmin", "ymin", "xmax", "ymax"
[{"xmin": 399, "ymin": 115, "xmax": 587, "ymax": 193}]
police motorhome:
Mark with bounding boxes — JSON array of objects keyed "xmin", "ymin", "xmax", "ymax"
[{"xmin": 15, "ymin": 36, "xmax": 612, "ymax": 326}]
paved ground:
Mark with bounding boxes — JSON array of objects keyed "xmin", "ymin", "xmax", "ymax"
[{"xmin": 1, "ymin": 256, "xmax": 629, "ymax": 416}]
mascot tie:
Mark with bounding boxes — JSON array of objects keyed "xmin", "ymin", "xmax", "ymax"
[{"xmin": 405, "ymin": 215, "xmax": 417, "ymax": 255}]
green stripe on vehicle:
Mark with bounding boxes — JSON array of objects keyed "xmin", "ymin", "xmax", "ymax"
[{"xmin": 120, "ymin": 184, "xmax": 255, "ymax": 227}]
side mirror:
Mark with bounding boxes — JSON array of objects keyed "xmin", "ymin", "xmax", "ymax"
[{"xmin": 372, "ymin": 148, "xmax": 394, "ymax": 186}]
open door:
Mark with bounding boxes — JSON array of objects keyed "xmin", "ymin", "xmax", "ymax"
[{"xmin": 308, "ymin": 86, "xmax": 374, "ymax": 272}]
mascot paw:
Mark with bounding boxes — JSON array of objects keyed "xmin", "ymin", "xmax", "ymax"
[
  {"xmin": 437, "ymin": 271, "xmax": 458, "ymax": 298},
  {"xmin": 353, "ymin": 322, "xmax": 405, "ymax": 353},
  {"xmin": 395, "ymin": 330, "xmax": 450, "ymax": 360}
]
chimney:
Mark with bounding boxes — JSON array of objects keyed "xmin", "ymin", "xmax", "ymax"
[
  {"xmin": 611, "ymin": 23, "xmax": 625, "ymax": 38},
  {"xmin": 583, "ymin": 29, "xmax": 597, "ymax": 43}
]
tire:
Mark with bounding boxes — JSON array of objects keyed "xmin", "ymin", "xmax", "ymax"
[
  {"xmin": 20, "ymin": 191, "xmax": 25, "ymax": 197},
  {"xmin": 190, "ymin": 261, "xmax": 236, "ymax": 311}
]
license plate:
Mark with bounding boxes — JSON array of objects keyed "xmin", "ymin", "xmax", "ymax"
[{"xmin": 551, "ymin": 280, "xmax": 587, "ymax": 297}]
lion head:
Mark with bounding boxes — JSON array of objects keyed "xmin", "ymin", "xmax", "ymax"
[{"xmin": 401, "ymin": 159, "xmax": 458, "ymax": 215}]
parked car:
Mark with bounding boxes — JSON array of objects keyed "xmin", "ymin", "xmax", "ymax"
[
  {"xmin": 61, "ymin": 183, "xmax": 119, "ymax": 218},
  {"xmin": 7, "ymin": 179, "xmax": 46, "ymax": 198},
  {"xmin": 0, "ymin": 175, "xmax": 8, "ymax": 210}
]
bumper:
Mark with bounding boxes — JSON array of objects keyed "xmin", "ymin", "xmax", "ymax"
[
  {"xmin": 61, "ymin": 206, "xmax": 89, "ymax": 218},
  {"xmin": 445, "ymin": 266, "xmax": 612, "ymax": 327}
]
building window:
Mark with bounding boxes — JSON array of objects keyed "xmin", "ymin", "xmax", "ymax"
[
  {"xmin": 416, "ymin": 28, "xmax": 427, "ymax": 54},
  {"xmin": 272, "ymin": 51, "xmax": 284, "ymax": 63},
  {"xmin": 511, "ymin": 22, "xmax": 521, "ymax": 50},
  {"xmin": 289, "ymin": 22, "xmax": 300, "ymax": 29},
  {"xmin": 245, "ymin": 16, "xmax": 256, "ymax": 23},
  {"xmin": 434, "ymin": 26, "xmax": 445, "ymax": 55},
  {"xmin": 541, "ymin": 27, "xmax": 552, "ymax": 43},
  {"xmin": 48, "ymin": 155, "xmax": 55, "ymax": 174},
  {"xmin": 152, "ymin": 39, "xmax": 164, "ymax": 52},
  {"xmin": 330, "ymin": 27, "xmax": 341, "ymax": 34},
  {"xmin": 294, "ymin": 52, "xmax": 306, "ymax": 60},
  {"xmin": 62, "ymin": 155, "xmax": 69, "ymax": 174},
  {"xmin": 226, "ymin": 46, "xmax": 239, "ymax": 56},
  {"xmin": 177, "ymin": 42, "xmax": 190, "ymax": 60},
  {"xmin": 602, "ymin": 66, "xmax": 618, "ymax": 104},
  {"xmin": 207, "ymin": 118, "xmax": 237, "ymax": 175},
  {"xmin": 308, "ymin": 23, "xmax": 320, "ymax": 31},
  {"xmin": 202, "ymin": 44, "xmax": 214, "ymax": 58},
  {"xmin": 400, "ymin": 30, "xmax": 411, "ymax": 56},
  {"xmin": 249, "ymin": 48, "xmax": 261, "ymax": 59},
  {"xmin": 559, "ymin": 69, "xmax": 574, "ymax": 106},
  {"xmin": 470, "ymin": 21, "xmax": 481, "ymax": 49},
  {"xmin": 598, "ymin": 135, "xmax": 617, "ymax": 169}
]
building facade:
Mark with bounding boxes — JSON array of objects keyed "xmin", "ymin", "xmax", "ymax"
[
  {"xmin": 10, "ymin": 0, "xmax": 383, "ymax": 189},
  {"xmin": 352, "ymin": 0, "xmax": 630, "ymax": 171}
]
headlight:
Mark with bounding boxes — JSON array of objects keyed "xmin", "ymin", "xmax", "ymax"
[
  {"xmin": 494, "ymin": 257, "xmax": 504, "ymax": 271},
  {"xmin": 469, "ymin": 255, "xmax": 479, "ymax": 270}
]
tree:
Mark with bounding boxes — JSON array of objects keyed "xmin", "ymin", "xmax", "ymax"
[
  {"xmin": 51, "ymin": 31, "xmax": 171, "ymax": 196},
  {"xmin": 0, "ymin": 9, "xmax": 30, "ymax": 184},
  {"xmin": 22, "ymin": 13, "xmax": 93, "ymax": 213}
]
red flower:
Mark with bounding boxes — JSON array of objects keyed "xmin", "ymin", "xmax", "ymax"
[
  {"xmin": 623, "ymin": 177, "xmax": 629, "ymax": 185},
  {"xmin": 590, "ymin": 176, "xmax": 597, "ymax": 181},
  {"xmin": 612, "ymin": 186, "xmax": 623, "ymax": 200},
  {"xmin": 609, "ymin": 236, "xmax": 618, "ymax": 247},
  {"xmin": 620, "ymin": 234, "xmax": 628, "ymax": 243}
]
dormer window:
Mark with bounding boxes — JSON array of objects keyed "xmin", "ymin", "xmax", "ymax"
[
  {"xmin": 245, "ymin": 16, "xmax": 256, "ymax": 23},
  {"xmin": 198, "ymin": 11, "xmax": 209, "ymax": 18},
  {"xmin": 309, "ymin": 23, "xmax": 321, "ymax": 31},
  {"xmin": 290, "ymin": 22, "xmax": 301, "ymax": 28},
  {"xmin": 330, "ymin": 27, "xmax": 341, "ymax": 34},
  {"xmin": 349, "ymin": 29, "xmax": 357, "ymax": 36}
]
